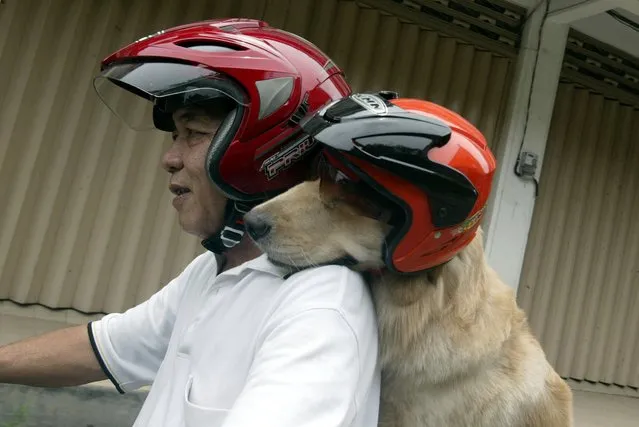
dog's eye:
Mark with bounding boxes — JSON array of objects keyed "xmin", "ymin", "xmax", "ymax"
[
  {"xmin": 320, "ymin": 177, "xmax": 392, "ymax": 221},
  {"xmin": 317, "ymin": 156, "xmax": 394, "ymax": 221},
  {"xmin": 343, "ymin": 191, "xmax": 390, "ymax": 221}
]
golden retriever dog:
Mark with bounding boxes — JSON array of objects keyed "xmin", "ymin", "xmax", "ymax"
[{"xmin": 244, "ymin": 179, "xmax": 573, "ymax": 427}]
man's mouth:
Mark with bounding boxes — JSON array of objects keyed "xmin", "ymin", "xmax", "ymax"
[{"xmin": 169, "ymin": 184, "xmax": 191, "ymax": 197}]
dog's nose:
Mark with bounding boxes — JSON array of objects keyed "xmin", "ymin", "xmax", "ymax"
[{"xmin": 244, "ymin": 212, "xmax": 272, "ymax": 241}]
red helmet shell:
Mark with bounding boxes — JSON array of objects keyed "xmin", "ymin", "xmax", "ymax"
[{"xmin": 100, "ymin": 19, "xmax": 351, "ymax": 202}]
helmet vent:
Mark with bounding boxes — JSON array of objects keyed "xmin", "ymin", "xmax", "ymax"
[
  {"xmin": 218, "ymin": 25, "xmax": 239, "ymax": 33},
  {"xmin": 175, "ymin": 41, "xmax": 244, "ymax": 52},
  {"xmin": 256, "ymin": 77, "xmax": 295, "ymax": 120}
]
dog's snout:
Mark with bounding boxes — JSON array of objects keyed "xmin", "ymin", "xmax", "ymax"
[{"xmin": 244, "ymin": 211, "xmax": 272, "ymax": 241}]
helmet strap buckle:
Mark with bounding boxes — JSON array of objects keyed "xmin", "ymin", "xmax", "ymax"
[{"xmin": 201, "ymin": 200, "xmax": 261, "ymax": 254}]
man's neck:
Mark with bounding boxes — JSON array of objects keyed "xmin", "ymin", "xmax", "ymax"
[{"xmin": 220, "ymin": 237, "xmax": 263, "ymax": 272}]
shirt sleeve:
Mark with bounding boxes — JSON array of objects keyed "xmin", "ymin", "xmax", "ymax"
[
  {"xmin": 88, "ymin": 252, "xmax": 214, "ymax": 393},
  {"xmin": 220, "ymin": 268, "xmax": 379, "ymax": 427}
]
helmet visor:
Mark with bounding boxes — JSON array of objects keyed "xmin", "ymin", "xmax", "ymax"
[
  {"xmin": 93, "ymin": 61, "xmax": 248, "ymax": 131},
  {"xmin": 317, "ymin": 152, "xmax": 395, "ymax": 223}
]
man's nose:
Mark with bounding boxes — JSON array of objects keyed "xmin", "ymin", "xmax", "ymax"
[
  {"xmin": 243, "ymin": 211, "xmax": 272, "ymax": 241},
  {"xmin": 161, "ymin": 145, "xmax": 183, "ymax": 173}
]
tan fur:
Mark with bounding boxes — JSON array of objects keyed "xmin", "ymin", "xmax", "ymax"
[{"xmin": 248, "ymin": 179, "xmax": 573, "ymax": 427}]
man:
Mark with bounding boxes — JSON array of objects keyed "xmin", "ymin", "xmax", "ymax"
[{"xmin": 0, "ymin": 19, "xmax": 380, "ymax": 427}]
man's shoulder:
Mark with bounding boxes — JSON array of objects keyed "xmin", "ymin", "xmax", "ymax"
[
  {"xmin": 266, "ymin": 263, "xmax": 376, "ymax": 325},
  {"xmin": 283, "ymin": 263, "xmax": 367, "ymax": 289},
  {"xmin": 179, "ymin": 250, "xmax": 220, "ymax": 280}
]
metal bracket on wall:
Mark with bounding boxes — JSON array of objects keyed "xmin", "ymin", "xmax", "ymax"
[
  {"xmin": 516, "ymin": 151, "xmax": 538, "ymax": 178},
  {"xmin": 515, "ymin": 150, "xmax": 540, "ymax": 198}
]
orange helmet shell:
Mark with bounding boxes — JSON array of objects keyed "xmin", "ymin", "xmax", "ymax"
[{"xmin": 384, "ymin": 99, "xmax": 496, "ymax": 272}]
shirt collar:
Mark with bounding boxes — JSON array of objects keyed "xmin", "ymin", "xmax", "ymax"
[{"xmin": 217, "ymin": 254, "xmax": 291, "ymax": 279}]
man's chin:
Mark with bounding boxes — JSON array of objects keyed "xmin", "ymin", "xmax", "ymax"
[{"xmin": 177, "ymin": 217, "xmax": 218, "ymax": 241}]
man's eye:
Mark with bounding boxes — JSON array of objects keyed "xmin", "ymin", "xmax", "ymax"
[{"xmin": 188, "ymin": 129, "xmax": 210, "ymax": 138}]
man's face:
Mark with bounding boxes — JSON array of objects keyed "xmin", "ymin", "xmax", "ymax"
[{"xmin": 161, "ymin": 106, "xmax": 228, "ymax": 239}]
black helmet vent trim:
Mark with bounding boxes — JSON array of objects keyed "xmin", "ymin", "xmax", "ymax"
[
  {"xmin": 176, "ymin": 41, "xmax": 245, "ymax": 51},
  {"xmin": 289, "ymin": 93, "xmax": 310, "ymax": 126}
]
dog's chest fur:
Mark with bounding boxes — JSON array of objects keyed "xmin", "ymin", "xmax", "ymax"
[{"xmin": 368, "ymin": 268, "xmax": 551, "ymax": 427}]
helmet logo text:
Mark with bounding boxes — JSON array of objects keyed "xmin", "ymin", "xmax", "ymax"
[
  {"xmin": 451, "ymin": 207, "xmax": 485, "ymax": 236},
  {"xmin": 260, "ymin": 136, "xmax": 317, "ymax": 180},
  {"xmin": 352, "ymin": 93, "xmax": 388, "ymax": 115}
]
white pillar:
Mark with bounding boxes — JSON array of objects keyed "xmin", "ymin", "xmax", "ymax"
[{"xmin": 483, "ymin": 4, "xmax": 569, "ymax": 290}]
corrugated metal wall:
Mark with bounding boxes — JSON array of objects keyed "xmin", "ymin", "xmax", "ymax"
[
  {"xmin": 518, "ymin": 82, "xmax": 639, "ymax": 389},
  {"xmin": 0, "ymin": 0, "xmax": 515, "ymax": 314}
]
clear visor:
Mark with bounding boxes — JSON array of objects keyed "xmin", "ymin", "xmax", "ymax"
[
  {"xmin": 93, "ymin": 61, "xmax": 248, "ymax": 131},
  {"xmin": 317, "ymin": 153, "xmax": 394, "ymax": 223}
]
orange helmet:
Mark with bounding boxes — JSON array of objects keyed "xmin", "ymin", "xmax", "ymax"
[{"xmin": 302, "ymin": 92, "xmax": 497, "ymax": 273}]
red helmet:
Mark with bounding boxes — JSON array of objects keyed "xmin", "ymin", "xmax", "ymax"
[
  {"xmin": 303, "ymin": 93, "xmax": 496, "ymax": 273},
  {"xmin": 93, "ymin": 18, "xmax": 351, "ymax": 252}
]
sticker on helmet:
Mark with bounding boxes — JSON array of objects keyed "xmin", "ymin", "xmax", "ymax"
[
  {"xmin": 260, "ymin": 136, "xmax": 317, "ymax": 180},
  {"xmin": 451, "ymin": 206, "xmax": 485, "ymax": 236},
  {"xmin": 352, "ymin": 93, "xmax": 388, "ymax": 115},
  {"xmin": 134, "ymin": 29, "xmax": 166, "ymax": 44}
]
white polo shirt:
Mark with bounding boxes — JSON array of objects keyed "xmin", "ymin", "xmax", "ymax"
[{"xmin": 88, "ymin": 251, "xmax": 380, "ymax": 427}]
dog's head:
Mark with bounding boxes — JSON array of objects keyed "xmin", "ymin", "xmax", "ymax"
[{"xmin": 243, "ymin": 177, "xmax": 392, "ymax": 271}]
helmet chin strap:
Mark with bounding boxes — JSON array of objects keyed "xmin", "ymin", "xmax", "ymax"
[{"xmin": 201, "ymin": 200, "xmax": 257, "ymax": 254}]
